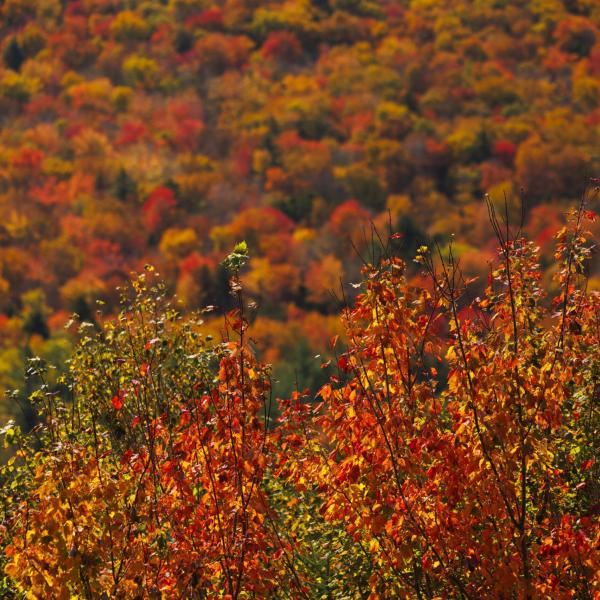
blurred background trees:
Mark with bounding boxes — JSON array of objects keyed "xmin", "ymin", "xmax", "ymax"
[{"xmin": 0, "ymin": 0, "xmax": 598, "ymax": 427}]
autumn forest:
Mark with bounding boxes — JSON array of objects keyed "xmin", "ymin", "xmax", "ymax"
[{"xmin": 0, "ymin": 0, "xmax": 599, "ymax": 598}]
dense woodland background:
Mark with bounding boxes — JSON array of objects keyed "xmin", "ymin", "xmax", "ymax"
[{"xmin": 0, "ymin": 0, "xmax": 599, "ymax": 422}]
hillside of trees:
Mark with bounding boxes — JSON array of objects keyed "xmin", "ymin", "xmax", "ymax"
[{"xmin": 0, "ymin": 0, "xmax": 599, "ymax": 421}]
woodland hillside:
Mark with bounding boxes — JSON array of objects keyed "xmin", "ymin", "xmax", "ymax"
[{"xmin": 0, "ymin": 0, "xmax": 599, "ymax": 421}]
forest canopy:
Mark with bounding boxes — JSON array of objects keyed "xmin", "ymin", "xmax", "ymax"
[{"xmin": 0, "ymin": 0, "xmax": 599, "ymax": 419}]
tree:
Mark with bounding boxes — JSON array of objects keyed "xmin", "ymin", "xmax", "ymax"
[{"xmin": 3, "ymin": 37, "xmax": 24, "ymax": 72}]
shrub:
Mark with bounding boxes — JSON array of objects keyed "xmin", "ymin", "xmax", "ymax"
[
  {"xmin": 2, "ymin": 197, "xmax": 599, "ymax": 598},
  {"xmin": 279, "ymin": 196, "xmax": 600, "ymax": 598},
  {"xmin": 1, "ymin": 265, "xmax": 295, "ymax": 597}
]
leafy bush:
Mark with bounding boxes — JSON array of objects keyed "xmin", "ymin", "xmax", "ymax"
[
  {"xmin": 2, "ymin": 199, "xmax": 599, "ymax": 598},
  {"xmin": 2, "ymin": 264, "xmax": 288, "ymax": 597}
]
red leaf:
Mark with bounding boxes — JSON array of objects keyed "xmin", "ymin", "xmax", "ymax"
[
  {"xmin": 120, "ymin": 449, "xmax": 133, "ymax": 465},
  {"xmin": 144, "ymin": 338, "xmax": 160, "ymax": 350},
  {"xmin": 581, "ymin": 458, "xmax": 594, "ymax": 471},
  {"xmin": 112, "ymin": 394, "xmax": 124, "ymax": 410},
  {"xmin": 338, "ymin": 356, "xmax": 350, "ymax": 372}
]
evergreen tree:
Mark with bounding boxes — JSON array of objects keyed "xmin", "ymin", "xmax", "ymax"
[{"xmin": 3, "ymin": 37, "xmax": 24, "ymax": 72}]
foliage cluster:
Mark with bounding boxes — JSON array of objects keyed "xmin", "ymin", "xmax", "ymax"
[{"xmin": 1, "ymin": 202, "xmax": 598, "ymax": 598}]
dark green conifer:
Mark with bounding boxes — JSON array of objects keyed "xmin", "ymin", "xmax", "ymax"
[{"xmin": 3, "ymin": 37, "xmax": 24, "ymax": 72}]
